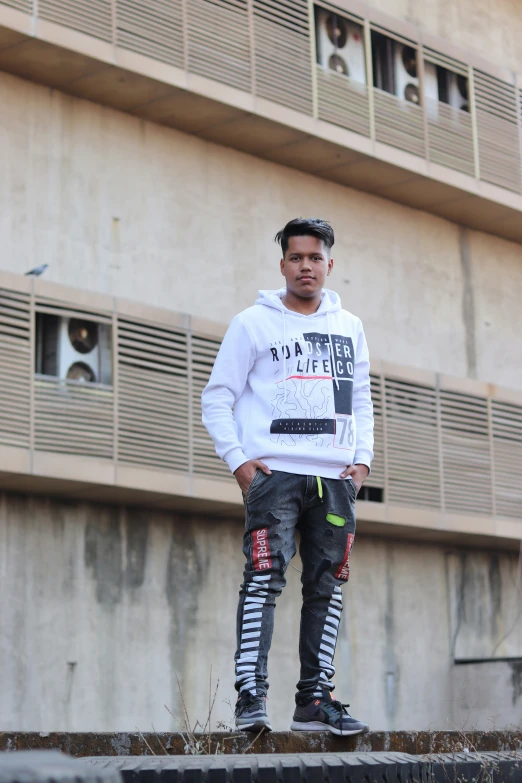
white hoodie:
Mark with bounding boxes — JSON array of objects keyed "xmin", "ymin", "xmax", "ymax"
[{"xmin": 201, "ymin": 288, "xmax": 374, "ymax": 480}]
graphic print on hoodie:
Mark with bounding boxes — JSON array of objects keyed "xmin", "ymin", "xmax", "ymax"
[
  {"xmin": 201, "ymin": 288, "xmax": 374, "ymax": 479},
  {"xmin": 270, "ymin": 330, "xmax": 354, "ymax": 446}
]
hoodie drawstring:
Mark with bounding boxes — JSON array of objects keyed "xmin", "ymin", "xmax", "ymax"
[
  {"xmin": 327, "ymin": 311, "xmax": 340, "ymax": 391},
  {"xmin": 282, "ymin": 310, "xmax": 288, "ymax": 403}
]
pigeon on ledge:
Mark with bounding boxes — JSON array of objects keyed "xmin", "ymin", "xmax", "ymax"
[{"xmin": 25, "ymin": 264, "xmax": 49, "ymax": 276}]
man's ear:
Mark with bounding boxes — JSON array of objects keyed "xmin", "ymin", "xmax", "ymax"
[
  {"xmin": 327, "ymin": 257, "xmax": 334, "ymax": 275},
  {"xmin": 280, "ymin": 258, "xmax": 285, "ymax": 276}
]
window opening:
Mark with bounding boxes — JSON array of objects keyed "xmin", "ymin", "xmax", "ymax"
[
  {"xmin": 35, "ymin": 313, "xmax": 112, "ymax": 385},
  {"xmin": 424, "ymin": 62, "xmax": 469, "ymax": 112},
  {"xmin": 315, "ymin": 6, "xmax": 366, "ymax": 84}
]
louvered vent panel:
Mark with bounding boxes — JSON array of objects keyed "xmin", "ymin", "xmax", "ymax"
[
  {"xmin": 117, "ymin": 319, "xmax": 189, "ymax": 472},
  {"xmin": 440, "ymin": 390, "xmax": 492, "ymax": 516},
  {"xmin": 35, "ymin": 294, "xmax": 112, "ymax": 320},
  {"xmin": 116, "ymin": 0, "xmax": 184, "ymax": 67},
  {"xmin": 1, "ymin": 0, "xmax": 33, "ymax": 11},
  {"xmin": 365, "ymin": 374, "xmax": 384, "ymax": 490},
  {"xmin": 374, "ymin": 88, "xmax": 425, "ymax": 157},
  {"xmin": 474, "ymin": 70, "xmax": 522, "ymax": 193},
  {"xmin": 38, "ymin": 0, "xmax": 113, "ymax": 42},
  {"xmin": 0, "ymin": 288, "xmax": 31, "ymax": 449},
  {"xmin": 253, "ymin": 0, "xmax": 313, "ymax": 115},
  {"xmin": 492, "ymin": 400, "xmax": 522, "ymax": 520},
  {"xmin": 191, "ymin": 334, "xmax": 231, "ymax": 480},
  {"xmin": 34, "ymin": 377, "xmax": 113, "ymax": 457},
  {"xmin": 426, "ymin": 99, "xmax": 474, "ymax": 176},
  {"xmin": 385, "ymin": 378, "xmax": 440, "ymax": 509},
  {"xmin": 423, "ymin": 47, "xmax": 468, "ymax": 77},
  {"xmin": 38, "ymin": 0, "xmax": 113, "ymax": 41},
  {"xmin": 316, "ymin": 66, "xmax": 370, "ymax": 137},
  {"xmin": 187, "ymin": 0, "xmax": 251, "ymax": 92}
]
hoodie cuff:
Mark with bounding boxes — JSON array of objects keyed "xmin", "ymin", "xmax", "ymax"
[
  {"xmin": 354, "ymin": 450, "xmax": 373, "ymax": 475},
  {"xmin": 224, "ymin": 447, "xmax": 250, "ymax": 475}
]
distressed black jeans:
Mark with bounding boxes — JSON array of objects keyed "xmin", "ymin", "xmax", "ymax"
[{"xmin": 235, "ymin": 470, "xmax": 356, "ymax": 704}]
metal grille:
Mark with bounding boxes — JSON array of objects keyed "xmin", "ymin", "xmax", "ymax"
[
  {"xmin": 191, "ymin": 334, "xmax": 230, "ymax": 479},
  {"xmin": 316, "ymin": 65, "xmax": 370, "ymax": 137},
  {"xmin": 492, "ymin": 400, "xmax": 522, "ymax": 519},
  {"xmin": 38, "ymin": 0, "xmax": 113, "ymax": 41},
  {"xmin": 0, "ymin": 288, "xmax": 31, "ymax": 449},
  {"xmin": 117, "ymin": 318, "xmax": 190, "ymax": 472},
  {"xmin": 253, "ymin": 0, "xmax": 313, "ymax": 115},
  {"xmin": 0, "ymin": 0, "xmax": 33, "ymax": 10},
  {"xmin": 426, "ymin": 98, "xmax": 474, "ymax": 176},
  {"xmin": 187, "ymin": 0, "xmax": 251, "ymax": 92},
  {"xmin": 34, "ymin": 376, "xmax": 114, "ymax": 458},
  {"xmin": 385, "ymin": 378, "xmax": 440, "ymax": 509},
  {"xmin": 474, "ymin": 70, "xmax": 522, "ymax": 193},
  {"xmin": 1, "ymin": 280, "xmax": 522, "ymax": 526},
  {"xmin": 374, "ymin": 88, "xmax": 425, "ymax": 157},
  {"xmin": 365, "ymin": 374, "xmax": 384, "ymax": 491},
  {"xmin": 440, "ymin": 389, "xmax": 493, "ymax": 516},
  {"xmin": 116, "ymin": 0, "xmax": 184, "ymax": 67},
  {"xmin": 423, "ymin": 47, "xmax": 468, "ymax": 77}
]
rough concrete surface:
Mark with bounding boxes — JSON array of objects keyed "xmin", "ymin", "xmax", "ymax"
[
  {"xmin": 1, "ymin": 493, "xmax": 522, "ymax": 733},
  {"xmin": 2, "ymin": 72, "xmax": 522, "ymax": 391},
  {"xmin": 1, "ymin": 731, "xmax": 522, "ymax": 757}
]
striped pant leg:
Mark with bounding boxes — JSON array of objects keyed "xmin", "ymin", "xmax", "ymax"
[
  {"xmin": 296, "ymin": 477, "xmax": 356, "ymax": 701},
  {"xmin": 234, "ymin": 473, "xmax": 302, "ymax": 697}
]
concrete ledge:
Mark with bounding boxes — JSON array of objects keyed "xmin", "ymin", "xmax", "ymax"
[{"xmin": 1, "ymin": 732, "xmax": 521, "ymax": 757}]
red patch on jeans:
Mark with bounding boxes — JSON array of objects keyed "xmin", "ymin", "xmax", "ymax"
[
  {"xmin": 335, "ymin": 533, "xmax": 355, "ymax": 581},
  {"xmin": 252, "ymin": 527, "xmax": 273, "ymax": 571}
]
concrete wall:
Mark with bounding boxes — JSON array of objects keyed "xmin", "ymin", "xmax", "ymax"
[
  {"xmin": 369, "ymin": 0, "xmax": 522, "ymax": 75},
  {"xmin": 1, "ymin": 72, "xmax": 522, "ymax": 391},
  {"xmin": 1, "ymin": 492, "xmax": 520, "ymax": 733}
]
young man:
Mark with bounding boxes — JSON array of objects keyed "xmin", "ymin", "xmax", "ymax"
[{"xmin": 201, "ymin": 218, "xmax": 373, "ymax": 736}]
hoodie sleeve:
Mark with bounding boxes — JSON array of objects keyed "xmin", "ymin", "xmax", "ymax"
[
  {"xmin": 201, "ymin": 315, "xmax": 256, "ymax": 474},
  {"xmin": 352, "ymin": 319, "xmax": 374, "ymax": 470}
]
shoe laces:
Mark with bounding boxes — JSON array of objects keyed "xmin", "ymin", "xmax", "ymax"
[
  {"xmin": 236, "ymin": 692, "xmax": 265, "ymax": 712},
  {"xmin": 324, "ymin": 698, "xmax": 351, "ymax": 720}
]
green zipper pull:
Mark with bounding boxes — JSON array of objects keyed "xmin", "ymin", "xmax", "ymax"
[{"xmin": 316, "ymin": 475, "xmax": 323, "ymax": 501}]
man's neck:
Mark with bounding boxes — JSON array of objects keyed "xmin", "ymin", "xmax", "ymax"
[{"xmin": 282, "ymin": 290, "xmax": 322, "ymax": 315}]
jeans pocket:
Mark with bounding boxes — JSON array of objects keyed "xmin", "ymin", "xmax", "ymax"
[
  {"xmin": 245, "ymin": 468, "xmax": 263, "ymax": 500},
  {"xmin": 347, "ymin": 476, "xmax": 358, "ymax": 499}
]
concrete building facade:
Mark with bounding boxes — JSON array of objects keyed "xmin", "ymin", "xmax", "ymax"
[{"xmin": 0, "ymin": 0, "xmax": 521, "ymax": 731}]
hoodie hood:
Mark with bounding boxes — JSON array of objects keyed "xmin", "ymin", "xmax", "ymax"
[{"xmin": 255, "ymin": 287, "xmax": 342, "ymax": 316}]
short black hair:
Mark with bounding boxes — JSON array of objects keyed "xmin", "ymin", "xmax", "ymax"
[{"xmin": 274, "ymin": 218, "xmax": 335, "ymax": 256}]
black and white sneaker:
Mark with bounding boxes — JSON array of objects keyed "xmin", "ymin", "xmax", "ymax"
[
  {"xmin": 235, "ymin": 692, "xmax": 272, "ymax": 732},
  {"xmin": 290, "ymin": 691, "xmax": 368, "ymax": 736}
]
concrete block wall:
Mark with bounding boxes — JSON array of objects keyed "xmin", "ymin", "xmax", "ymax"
[{"xmin": 1, "ymin": 493, "xmax": 520, "ymax": 732}]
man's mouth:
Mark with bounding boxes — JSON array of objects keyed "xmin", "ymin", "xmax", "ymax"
[{"xmin": 299, "ymin": 276, "xmax": 314, "ymax": 281}]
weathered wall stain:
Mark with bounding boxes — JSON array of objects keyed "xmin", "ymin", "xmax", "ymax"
[
  {"xmin": 449, "ymin": 550, "xmax": 521, "ymax": 660},
  {"xmin": 1, "ymin": 491, "xmax": 520, "ymax": 731},
  {"xmin": 165, "ymin": 515, "xmax": 208, "ymax": 713},
  {"xmin": 459, "ymin": 226, "xmax": 477, "ymax": 379},
  {"xmin": 510, "ymin": 661, "xmax": 522, "ymax": 706},
  {"xmin": 84, "ymin": 506, "xmax": 122, "ymax": 606},
  {"xmin": 384, "ymin": 545, "xmax": 398, "ymax": 723},
  {"xmin": 488, "ymin": 554, "xmax": 502, "ymax": 641},
  {"xmin": 124, "ymin": 508, "xmax": 148, "ymax": 590}
]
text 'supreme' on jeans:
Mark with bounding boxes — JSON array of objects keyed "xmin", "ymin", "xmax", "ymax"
[{"xmin": 234, "ymin": 469, "xmax": 356, "ymax": 703}]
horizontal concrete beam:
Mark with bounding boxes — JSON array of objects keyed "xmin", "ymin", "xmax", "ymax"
[
  {"xmin": 1, "ymin": 731, "xmax": 521, "ymax": 757},
  {"xmin": 1, "ymin": 7, "xmax": 522, "ymax": 244}
]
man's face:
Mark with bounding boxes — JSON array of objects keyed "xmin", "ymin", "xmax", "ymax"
[{"xmin": 280, "ymin": 235, "xmax": 334, "ymax": 299}]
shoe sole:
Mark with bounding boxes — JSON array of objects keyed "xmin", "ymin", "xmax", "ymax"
[
  {"xmin": 290, "ymin": 720, "xmax": 368, "ymax": 736},
  {"xmin": 236, "ymin": 718, "xmax": 272, "ymax": 733}
]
